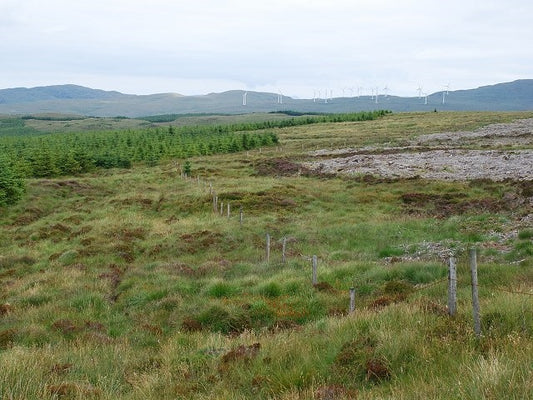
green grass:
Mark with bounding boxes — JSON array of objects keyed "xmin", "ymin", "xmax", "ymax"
[{"xmin": 0, "ymin": 111, "xmax": 532, "ymax": 399}]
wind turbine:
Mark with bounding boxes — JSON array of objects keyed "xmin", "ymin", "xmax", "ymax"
[
  {"xmin": 357, "ymin": 86, "xmax": 363, "ymax": 98},
  {"xmin": 277, "ymin": 91, "xmax": 283, "ymax": 104},
  {"xmin": 423, "ymin": 92, "xmax": 428, "ymax": 105},
  {"xmin": 416, "ymin": 85, "xmax": 423, "ymax": 99},
  {"xmin": 383, "ymin": 85, "xmax": 390, "ymax": 98},
  {"xmin": 442, "ymin": 83, "xmax": 451, "ymax": 104},
  {"xmin": 374, "ymin": 86, "xmax": 379, "ymax": 104},
  {"xmin": 242, "ymin": 91, "xmax": 247, "ymax": 106},
  {"xmin": 324, "ymin": 89, "xmax": 328, "ymax": 104}
]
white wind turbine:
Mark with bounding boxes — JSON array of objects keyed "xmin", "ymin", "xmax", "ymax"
[
  {"xmin": 442, "ymin": 83, "xmax": 450, "ymax": 104},
  {"xmin": 383, "ymin": 85, "xmax": 390, "ymax": 98},
  {"xmin": 242, "ymin": 91, "xmax": 247, "ymax": 106},
  {"xmin": 277, "ymin": 91, "xmax": 283, "ymax": 104},
  {"xmin": 417, "ymin": 85, "xmax": 423, "ymax": 99},
  {"xmin": 374, "ymin": 86, "xmax": 379, "ymax": 104}
]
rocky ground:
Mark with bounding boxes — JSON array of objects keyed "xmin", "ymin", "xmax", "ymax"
[{"xmin": 305, "ymin": 118, "xmax": 533, "ymax": 181}]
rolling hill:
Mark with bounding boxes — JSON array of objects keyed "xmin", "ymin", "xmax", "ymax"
[{"xmin": 0, "ymin": 80, "xmax": 531, "ymax": 117}]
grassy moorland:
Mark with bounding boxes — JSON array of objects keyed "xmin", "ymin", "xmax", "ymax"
[{"xmin": 1, "ymin": 111, "xmax": 532, "ymax": 399}]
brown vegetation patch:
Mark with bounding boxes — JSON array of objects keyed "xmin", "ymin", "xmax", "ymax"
[
  {"xmin": 400, "ymin": 192, "xmax": 508, "ymax": 218},
  {"xmin": 254, "ymin": 158, "xmax": 310, "ymax": 177},
  {"xmin": 220, "ymin": 187, "xmax": 300, "ymax": 213},
  {"xmin": 221, "ymin": 343, "xmax": 261, "ymax": 364},
  {"xmin": 85, "ymin": 320, "xmax": 106, "ymax": 332},
  {"xmin": 315, "ymin": 385, "xmax": 358, "ymax": 400},
  {"xmin": 70, "ymin": 225, "xmax": 92, "ymax": 238},
  {"xmin": 0, "ymin": 303, "xmax": 13, "ymax": 315},
  {"xmin": 180, "ymin": 230, "xmax": 223, "ymax": 253},
  {"xmin": 313, "ymin": 281, "xmax": 336, "ymax": 292},
  {"xmin": 332, "ymin": 336, "xmax": 391, "ymax": 385},
  {"xmin": 38, "ymin": 223, "xmax": 72, "ymax": 241},
  {"xmin": 114, "ymin": 226, "xmax": 147, "ymax": 241},
  {"xmin": 142, "ymin": 323, "xmax": 163, "ymax": 336},
  {"xmin": 11, "ymin": 206, "xmax": 44, "ymax": 226},
  {"xmin": 52, "ymin": 319, "xmax": 79, "ymax": 335},
  {"xmin": 369, "ymin": 296, "xmax": 397, "ymax": 309},
  {"xmin": 0, "ymin": 328, "xmax": 17, "ymax": 349},
  {"xmin": 0, "ymin": 255, "xmax": 36, "ymax": 269},
  {"xmin": 268, "ymin": 319, "xmax": 302, "ymax": 333},
  {"xmin": 50, "ymin": 363, "xmax": 74, "ymax": 375},
  {"xmin": 365, "ymin": 358, "xmax": 391, "ymax": 381},
  {"xmin": 98, "ymin": 264, "xmax": 125, "ymax": 302},
  {"xmin": 181, "ymin": 317, "xmax": 203, "ymax": 332},
  {"xmin": 46, "ymin": 382, "xmax": 101, "ymax": 398},
  {"xmin": 418, "ymin": 299, "xmax": 449, "ymax": 316}
]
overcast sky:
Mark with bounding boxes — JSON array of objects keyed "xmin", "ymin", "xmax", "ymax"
[{"xmin": 1, "ymin": 0, "xmax": 532, "ymax": 98}]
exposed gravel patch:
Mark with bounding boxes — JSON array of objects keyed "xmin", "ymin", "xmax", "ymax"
[
  {"xmin": 305, "ymin": 118, "xmax": 533, "ymax": 181},
  {"xmin": 308, "ymin": 149, "xmax": 532, "ymax": 181}
]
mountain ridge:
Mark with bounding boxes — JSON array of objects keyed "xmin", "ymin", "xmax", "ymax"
[{"xmin": 1, "ymin": 80, "xmax": 531, "ymax": 117}]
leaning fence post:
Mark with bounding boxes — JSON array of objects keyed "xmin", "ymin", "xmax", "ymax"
[
  {"xmin": 448, "ymin": 256, "xmax": 457, "ymax": 316},
  {"xmin": 349, "ymin": 287, "xmax": 356, "ymax": 314},
  {"xmin": 469, "ymin": 248, "xmax": 481, "ymax": 337},
  {"xmin": 266, "ymin": 233, "xmax": 271, "ymax": 263},
  {"xmin": 312, "ymin": 255, "xmax": 318, "ymax": 285}
]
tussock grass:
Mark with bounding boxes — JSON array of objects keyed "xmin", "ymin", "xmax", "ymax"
[{"xmin": 1, "ymin": 111, "xmax": 532, "ymax": 399}]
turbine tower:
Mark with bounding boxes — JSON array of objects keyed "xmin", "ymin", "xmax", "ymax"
[
  {"xmin": 417, "ymin": 85, "xmax": 423, "ymax": 99},
  {"xmin": 277, "ymin": 91, "xmax": 283, "ymax": 104},
  {"xmin": 383, "ymin": 85, "xmax": 389, "ymax": 98},
  {"xmin": 442, "ymin": 83, "xmax": 450, "ymax": 104},
  {"xmin": 242, "ymin": 91, "xmax": 247, "ymax": 106}
]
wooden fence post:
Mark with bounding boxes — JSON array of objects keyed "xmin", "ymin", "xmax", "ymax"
[
  {"xmin": 266, "ymin": 233, "xmax": 271, "ymax": 263},
  {"xmin": 312, "ymin": 255, "xmax": 318, "ymax": 285},
  {"xmin": 349, "ymin": 287, "xmax": 356, "ymax": 313},
  {"xmin": 213, "ymin": 195, "xmax": 218, "ymax": 213},
  {"xmin": 227, "ymin": 203, "xmax": 231, "ymax": 218},
  {"xmin": 220, "ymin": 202, "xmax": 224, "ymax": 216},
  {"xmin": 469, "ymin": 248, "xmax": 481, "ymax": 337},
  {"xmin": 239, "ymin": 206, "xmax": 243, "ymax": 226},
  {"xmin": 282, "ymin": 237, "xmax": 287, "ymax": 264},
  {"xmin": 448, "ymin": 256, "xmax": 457, "ymax": 316}
]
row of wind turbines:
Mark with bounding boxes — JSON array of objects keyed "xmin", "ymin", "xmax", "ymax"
[{"xmin": 242, "ymin": 83, "xmax": 451, "ymax": 106}]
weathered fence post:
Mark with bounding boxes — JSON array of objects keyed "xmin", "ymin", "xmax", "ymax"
[
  {"xmin": 266, "ymin": 233, "xmax": 271, "ymax": 263},
  {"xmin": 239, "ymin": 206, "xmax": 243, "ymax": 226},
  {"xmin": 227, "ymin": 203, "xmax": 231, "ymax": 218},
  {"xmin": 220, "ymin": 202, "xmax": 224, "ymax": 216},
  {"xmin": 213, "ymin": 195, "xmax": 218, "ymax": 213},
  {"xmin": 349, "ymin": 287, "xmax": 356, "ymax": 314},
  {"xmin": 282, "ymin": 237, "xmax": 287, "ymax": 264},
  {"xmin": 209, "ymin": 182, "xmax": 213, "ymax": 195},
  {"xmin": 448, "ymin": 256, "xmax": 457, "ymax": 316},
  {"xmin": 312, "ymin": 255, "xmax": 318, "ymax": 285},
  {"xmin": 469, "ymin": 248, "xmax": 481, "ymax": 337}
]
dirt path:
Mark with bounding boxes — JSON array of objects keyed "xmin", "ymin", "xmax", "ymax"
[{"xmin": 305, "ymin": 118, "xmax": 533, "ymax": 181}]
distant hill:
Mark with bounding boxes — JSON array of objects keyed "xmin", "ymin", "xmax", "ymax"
[{"xmin": 0, "ymin": 80, "xmax": 531, "ymax": 117}]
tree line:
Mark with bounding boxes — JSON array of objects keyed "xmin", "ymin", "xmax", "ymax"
[{"xmin": 0, "ymin": 110, "xmax": 389, "ymax": 206}]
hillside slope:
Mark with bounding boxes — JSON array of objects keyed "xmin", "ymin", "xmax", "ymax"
[{"xmin": 0, "ymin": 80, "xmax": 531, "ymax": 117}]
